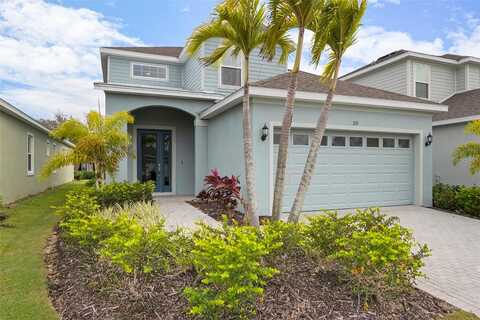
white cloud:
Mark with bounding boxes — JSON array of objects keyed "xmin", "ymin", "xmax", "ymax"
[
  {"xmin": 368, "ymin": 0, "xmax": 400, "ymax": 8},
  {"xmin": 447, "ymin": 26, "xmax": 480, "ymax": 57},
  {"xmin": 0, "ymin": 0, "xmax": 142, "ymax": 120}
]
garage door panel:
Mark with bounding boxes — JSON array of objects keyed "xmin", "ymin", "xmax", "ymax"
[{"xmin": 273, "ymin": 130, "xmax": 414, "ymax": 212}]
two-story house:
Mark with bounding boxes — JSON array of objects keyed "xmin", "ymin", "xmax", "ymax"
[
  {"xmin": 95, "ymin": 41, "xmax": 446, "ymax": 214},
  {"xmin": 342, "ymin": 50, "xmax": 480, "ymax": 186}
]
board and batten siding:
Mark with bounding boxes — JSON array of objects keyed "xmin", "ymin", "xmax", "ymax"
[
  {"xmin": 349, "ymin": 61, "xmax": 408, "ymax": 95},
  {"xmin": 202, "ymin": 38, "xmax": 287, "ymax": 94},
  {"xmin": 109, "ymin": 56, "xmax": 183, "ymax": 89},
  {"xmin": 0, "ymin": 110, "xmax": 74, "ymax": 204}
]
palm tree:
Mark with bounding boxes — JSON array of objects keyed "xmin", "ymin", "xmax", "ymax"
[
  {"xmin": 40, "ymin": 111, "xmax": 134, "ymax": 188},
  {"xmin": 453, "ymin": 120, "xmax": 480, "ymax": 175},
  {"xmin": 263, "ymin": 0, "xmax": 326, "ymax": 221},
  {"xmin": 186, "ymin": 0, "xmax": 292, "ymax": 226},
  {"xmin": 289, "ymin": 0, "xmax": 367, "ymax": 222}
]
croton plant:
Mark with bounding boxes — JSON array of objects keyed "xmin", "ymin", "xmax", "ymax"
[{"xmin": 197, "ymin": 169, "xmax": 241, "ymax": 208}]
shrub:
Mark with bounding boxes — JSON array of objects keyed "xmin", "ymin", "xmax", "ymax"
[
  {"xmin": 100, "ymin": 201, "xmax": 164, "ymax": 229},
  {"xmin": 455, "ymin": 186, "xmax": 480, "ymax": 217},
  {"xmin": 61, "ymin": 214, "xmax": 116, "ymax": 247},
  {"xmin": 305, "ymin": 208, "xmax": 430, "ymax": 301},
  {"xmin": 56, "ymin": 189, "xmax": 99, "ymax": 221},
  {"xmin": 184, "ymin": 223, "xmax": 280, "ymax": 319},
  {"xmin": 433, "ymin": 183, "xmax": 460, "ymax": 211},
  {"xmin": 74, "ymin": 170, "xmax": 95, "ymax": 180},
  {"xmin": 261, "ymin": 220, "xmax": 305, "ymax": 256},
  {"xmin": 197, "ymin": 169, "xmax": 241, "ymax": 208},
  {"xmin": 94, "ymin": 181, "xmax": 155, "ymax": 208}
]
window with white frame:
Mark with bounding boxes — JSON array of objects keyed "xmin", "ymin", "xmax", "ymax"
[
  {"xmin": 398, "ymin": 138, "xmax": 411, "ymax": 149},
  {"xmin": 366, "ymin": 137, "xmax": 380, "ymax": 148},
  {"xmin": 131, "ymin": 63, "xmax": 168, "ymax": 81},
  {"xmin": 46, "ymin": 140, "xmax": 51, "ymax": 156},
  {"xmin": 332, "ymin": 136, "xmax": 346, "ymax": 147},
  {"xmin": 349, "ymin": 136, "xmax": 363, "ymax": 147},
  {"xmin": 27, "ymin": 133, "xmax": 34, "ymax": 175},
  {"xmin": 273, "ymin": 132, "xmax": 281, "ymax": 145},
  {"xmin": 414, "ymin": 63, "xmax": 430, "ymax": 99},
  {"xmin": 382, "ymin": 137, "xmax": 395, "ymax": 148},
  {"xmin": 321, "ymin": 136, "xmax": 328, "ymax": 146},
  {"xmin": 220, "ymin": 51, "xmax": 242, "ymax": 87}
]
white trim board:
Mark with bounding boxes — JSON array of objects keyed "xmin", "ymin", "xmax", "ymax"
[
  {"xmin": 200, "ymin": 86, "xmax": 448, "ymax": 119},
  {"xmin": 100, "ymin": 48, "xmax": 182, "ymax": 64},
  {"xmin": 433, "ymin": 115, "xmax": 480, "ymax": 126},
  {"xmin": 132, "ymin": 125, "xmax": 177, "ymax": 195},
  {"xmin": 94, "ymin": 82, "xmax": 223, "ymax": 101},
  {"xmin": 267, "ymin": 121, "xmax": 425, "ymax": 215}
]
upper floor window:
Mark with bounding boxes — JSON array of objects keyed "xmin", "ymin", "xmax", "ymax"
[
  {"xmin": 131, "ymin": 62, "xmax": 168, "ymax": 81},
  {"xmin": 219, "ymin": 51, "xmax": 242, "ymax": 88},
  {"xmin": 27, "ymin": 133, "xmax": 34, "ymax": 175},
  {"xmin": 414, "ymin": 63, "xmax": 430, "ymax": 99}
]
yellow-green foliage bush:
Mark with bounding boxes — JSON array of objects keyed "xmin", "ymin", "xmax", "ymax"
[
  {"xmin": 184, "ymin": 223, "xmax": 281, "ymax": 319},
  {"xmin": 94, "ymin": 181, "xmax": 155, "ymax": 208},
  {"xmin": 306, "ymin": 208, "xmax": 430, "ymax": 301}
]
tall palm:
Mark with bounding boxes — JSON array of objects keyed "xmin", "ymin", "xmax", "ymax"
[
  {"xmin": 186, "ymin": 0, "xmax": 292, "ymax": 226},
  {"xmin": 453, "ymin": 120, "xmax": 480, "ymax": 175},
  {"xmin": 289, "ymin": 0, "xmax": 367, "ymax": 222},
  {"xmin": 40, "ymin": 111, "xmax": 134, "ymax": 188},
  {"xmin": 262, "ymin": 0, "xmax": 326, "ymax": 220}
]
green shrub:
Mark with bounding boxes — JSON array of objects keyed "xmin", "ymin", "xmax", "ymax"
[
  {"xmin": 99, "ymin": 201, "xmax": 164, "ymax": 228},
  {"xmin": 99, "ymin": 215, "xmax": 173, "ymax": 274},
  {"xmin": 305, "ymin": 208, "xmax": 430, "ymax": 301},
  {"xmin": 184, "ymin": 223, "xmax": 280, "ymax": 319},
  {"xmin": 261, "ymin": 220, "xmax": 305, "ymax": 256},
  {"xmin": 456, "ymin": 186, "xmax": 480, "ymax": 217},
  {"xmin": 94, "ymin": 181, "xmax": 155, "ymax": 208},
  {"xmin": 74, "ymin": 170, "xmax": 95, "ymax": 180},
  {"xmin": 61, "ymin": 214, "xmax": 116, "ymax": 247},
  {"xmin": 433, "ymin": 183, "xmax": 460, "ymax": 211},
  {"xmin": 56, "ymin": 189, "xmax": 99, "ymax": 221}
]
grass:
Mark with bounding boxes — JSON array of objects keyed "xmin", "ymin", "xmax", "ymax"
[
  {"xmin": 0, "ymin": 182, "xmax": 84, "ymax": 320},
  {"xmin": 441, "ymin": 311, "xmax": 480, "ymax": 320}
]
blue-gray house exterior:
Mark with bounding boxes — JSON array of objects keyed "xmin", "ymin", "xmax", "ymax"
[{"xmin": 95, "ymin": 40, "xmax": 448, "ymax": 215}]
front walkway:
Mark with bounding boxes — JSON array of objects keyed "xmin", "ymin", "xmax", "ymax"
[
  {"xmin": 153, "ymin": 196, "xmax": 219, "ymax": 231},
  {"xmin": 303, "ymin": 205, "xmax": 480, "ymax": 315}
]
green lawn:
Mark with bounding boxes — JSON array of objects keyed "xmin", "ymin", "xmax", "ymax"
[
  {"xmin": 441, "ymin": 311, "xmax": 480, "ymax": 320},
  {"xmin": 0, "ymin": 182, "xmax": 83, "ymax": 320}
]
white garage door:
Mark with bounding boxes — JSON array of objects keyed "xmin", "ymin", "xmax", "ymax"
[{"xmin": 273, "ymin": 129, "xmax": 415, "ymax": 212}]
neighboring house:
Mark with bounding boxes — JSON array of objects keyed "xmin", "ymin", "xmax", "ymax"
[
  {"xmin": 0, "ymin": 98, "xmax": 74, "ymax": 204},
  {"xmin": 95, "ymin": 41, "xmax": 446, "ymax": 214},
  {"xmin": 342, "ymin": 50, "xmax": 480, "ymax": 186}
]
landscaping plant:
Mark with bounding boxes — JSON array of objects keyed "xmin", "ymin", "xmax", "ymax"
[
  {"xmin": 433, "ymin": 183, "xmax": 460, "ymax": 211},
  {"xmin": 453, "ymin": 120, "xmax": 480, "ymax": 175},
  {"xmin": 198, "ymin": 168, "xmax": 241, "ymax": 208},
  {"xmin": 94, "ymin": 181, "xmax": 155, "ymax": 208},
  {"xmin": 184, "ymin": 223, "xmax": 281, "ymax": 319},
  {"xmin": 455, "ymin": 185, "xmax": 480, "ymax": 218}
]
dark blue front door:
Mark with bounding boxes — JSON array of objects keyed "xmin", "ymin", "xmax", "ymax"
[{"xmin": 137, "ymin": 129, "xmax": 172, "ymax": 192}]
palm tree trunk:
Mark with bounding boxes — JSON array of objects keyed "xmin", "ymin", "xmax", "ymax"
[
  {"xmin": 271, "ymin": 27, "xmax": 305, "ymax": 221},
  {"xmin": 288, "ymin": 64, "xmax": 341, "ymax": 223},
  {"xmin": 242, "ymin": 56, "xmax": 259, "ymax": 227}
]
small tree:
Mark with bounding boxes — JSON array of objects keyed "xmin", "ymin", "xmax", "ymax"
[
  {"xmin": 38, "ymin": 111, "xmax": 71, "ymax": 130},
  {"xmin": 453, "ymin": 120, "xmax": 480, "ymax": 175},
  {"xmin": 40, "ymin": 111, "xmax": 134, "ymax": 188}
]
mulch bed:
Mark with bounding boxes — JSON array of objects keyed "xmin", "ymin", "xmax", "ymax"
[
  {"xmin": 188, "ymin": 198, "xmax": 245, "ymax": 224},
  {"xmin": 46, "ymin": 229, "xmax": 457, "ymax": 320}
]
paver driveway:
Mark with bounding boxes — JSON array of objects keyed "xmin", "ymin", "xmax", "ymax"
[{"xmin": 379, "ymin": 206, "xmax": 480, "ymax": 315}]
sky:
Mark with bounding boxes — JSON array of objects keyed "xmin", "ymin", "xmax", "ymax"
[{"xmin": 1, "ymin": 0, "xmax": 480, "ymax": 120}]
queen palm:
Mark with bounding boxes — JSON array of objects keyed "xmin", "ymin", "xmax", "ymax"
[
  {"xmin": 289, "ymin": 0, "xmax": 367, "ymax": 222},
  {"xmin": 262, "ymin": 0, "xmax": 326, "ymax": 220},
  {"xmin": 453, "ymin": 120, "xmax": 480, "ymax": 175},
  {"xmin": 186, "ymin": 0, "xmax": 292, "ymax": 226}
]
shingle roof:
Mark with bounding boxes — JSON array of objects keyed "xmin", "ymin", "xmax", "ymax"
[
  {"xmin": 433, "ymin": 89, "xmax": 480, "ymax": 121},
  {"xmin": 252, "ymin": 71, "xmax": 442, "ymax": 105},
  {"xmin": 104, "ymin": 46, "xmax": 184, "ymax": 57}
]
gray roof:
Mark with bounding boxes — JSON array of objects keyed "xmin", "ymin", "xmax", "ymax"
[
  {"xmin": 253, "ymin": 71, "xmax": 442, "ymax": 105},
  {"xmin": 434, "ymin": 89, "xmax": 480, "ymax": 121},
  {"xmin": 103, "ymin": 46, "xmax": 184, "ymax": 57}
]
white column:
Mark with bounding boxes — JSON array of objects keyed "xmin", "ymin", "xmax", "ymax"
[{"xmin": 194, "ymin": 118, "xmax": 208, "ymax": 194}]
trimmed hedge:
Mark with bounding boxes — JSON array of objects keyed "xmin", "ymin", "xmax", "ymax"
[
  {"xmin": 94, "ymin": 181, "xmax": 155, "ymax": 208},
  {"xmin": 433, "ymin": 183, "xmax": 480, "ymax": 218}
]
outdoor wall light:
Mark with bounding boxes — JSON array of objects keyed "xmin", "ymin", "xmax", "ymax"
[
  {"xmin": 261, "ymin": 124, "xmax": 269, "ymax": 141},
  {"xmin": 425, "ymin": 133, "xmax": 433, "ymax": 146}
]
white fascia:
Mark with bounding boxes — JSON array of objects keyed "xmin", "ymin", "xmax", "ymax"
[
  {"xmin": 100, "ymin": 48, "xmax": 182, "ymax": 64},
  {"xmin": 200, "ymin": 86, "xmax": 448, "ymax": 119},
  {"xmin": 433, "ymin": 115, "xmax": 480, "ymax": 127}
]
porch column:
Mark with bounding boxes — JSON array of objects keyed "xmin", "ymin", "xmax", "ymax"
[{"xmin": 194, "ymin": 119, "xmax": 208, "ymax": 194}]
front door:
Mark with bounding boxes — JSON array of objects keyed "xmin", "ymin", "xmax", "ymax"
[{"xmin": 137, "ymin": 129, "xmax": 172, "ymax": 193}]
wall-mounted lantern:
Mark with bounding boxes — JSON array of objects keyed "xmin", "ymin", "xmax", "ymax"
[
  {"xmin": 261, "ymin": 124, "xmax": 269, "ymax": 141},
  {"xmin": 425, "ymin": 133, "xmax": 433, "ymax": 146}
]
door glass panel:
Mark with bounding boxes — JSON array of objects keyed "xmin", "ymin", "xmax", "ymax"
[
  {"xmin": 162, "ymin": 133, "xmax": 172, "ymax": 191},
  {"xmin": 141, "ymin": 133, "xmax": 158, "ymax": 185}
]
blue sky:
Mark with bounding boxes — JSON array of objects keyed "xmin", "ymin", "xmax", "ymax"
[{"xmin": 1, "ymin": 0, "xmax": 480, "ymax": 119}]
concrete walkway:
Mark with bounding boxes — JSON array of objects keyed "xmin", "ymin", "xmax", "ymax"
[
  {"xmin": 153, "ymin": 196, "xmax": 220, "ymax": 231},
  {"xmin": 303, "ymin": 206, "xmax": 480, "ymax": 315}
]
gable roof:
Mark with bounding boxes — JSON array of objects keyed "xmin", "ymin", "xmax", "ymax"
[
  {"xmin": 253, "ymin": 71, "xmax": 442, "ymax": 105},
  {"xmin": 433, "ymin": 89, "xmax": 480, "ymax": 122},
  {"xmin": 341, "ymin": 50, "xmax": 480, "ymax": 80}
]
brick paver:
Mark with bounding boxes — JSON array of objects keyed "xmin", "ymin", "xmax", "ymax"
[{"xmin": 382, "ymin": 206, "xmax": 480, "ymax": 315}]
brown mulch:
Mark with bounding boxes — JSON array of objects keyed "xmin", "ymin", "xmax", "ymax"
[
  {"xmin": 46, "ymin": 230, "xmax": 457, "ymax": 320},
  {"xmin": 188, "ymin": 198, "xmax": 245, "ymax": 224}
]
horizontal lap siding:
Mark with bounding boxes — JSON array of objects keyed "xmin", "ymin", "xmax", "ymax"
[
  {"xmin": 350, "ymin": 61, "xmax": 407, "ymax": 95},
  {"xmin": 109, "ymin": 56, "xmax": 183, "ymax": 88},
  {"xmin": 468, "ymin": 64, "xmax": 480, "ymax": 90},
  {"xmin": 456, "ymin": 66, "xmax": 466, "ymax": 92},
  {"xmin": 430, "ymin": 64, "xmax": 455, "ymax": 102}
]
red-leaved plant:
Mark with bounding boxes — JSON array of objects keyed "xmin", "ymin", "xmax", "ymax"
[{"xmin": 198, "ymin": 169, "xmax": 241, "ymax": 208}]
